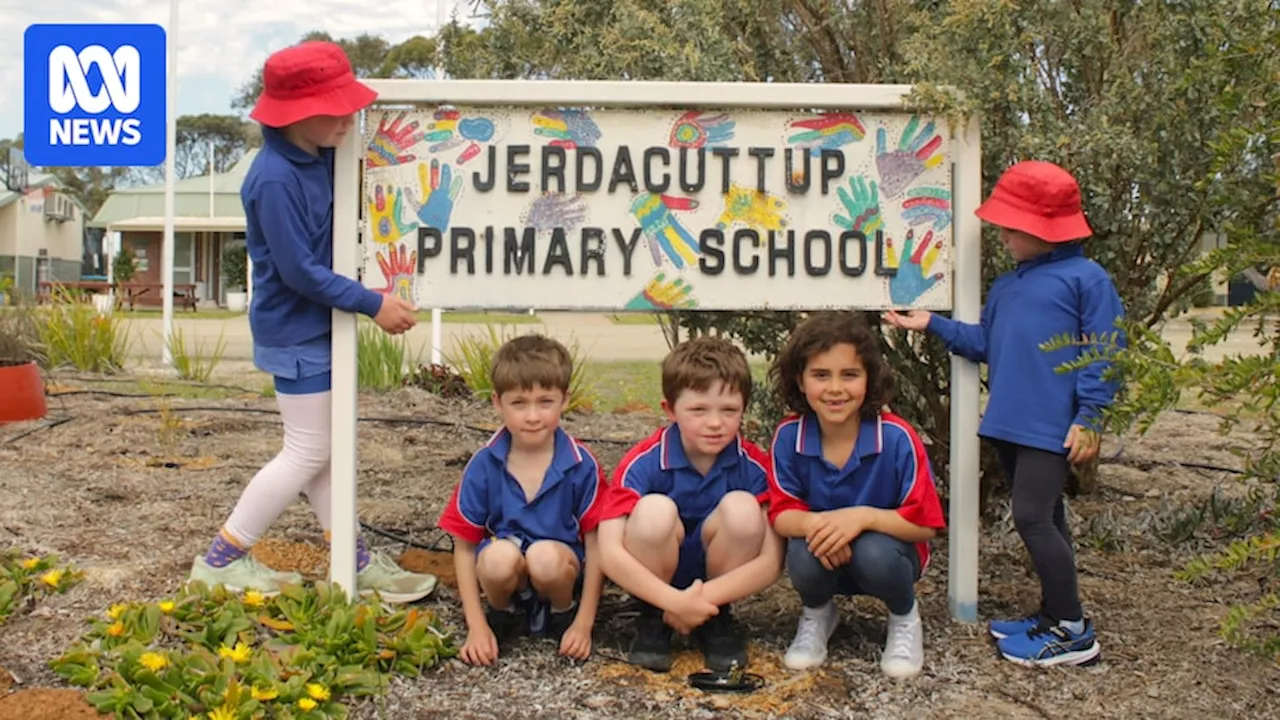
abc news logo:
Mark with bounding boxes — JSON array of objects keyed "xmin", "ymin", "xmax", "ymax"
[{"xmin": 48, "ymin": 44, "xmax": 143, "ymax": 147}]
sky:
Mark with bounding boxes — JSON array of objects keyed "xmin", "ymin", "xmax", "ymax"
[{"xmin": 0, "ymin": 0, "xmax": 466, "ymax": 143}]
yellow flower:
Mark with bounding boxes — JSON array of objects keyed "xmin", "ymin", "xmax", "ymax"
[
  {"xmin": 242, "ymin": 590, "xmax": 265, "ymax": 607},
  {"xmin": 206, "ymin": 706, "xmax": 237, "ymax": 720},
  {"xmin": 217, "ymin": 642, "xmax": 252, "ymax": 664},
  {"xmin": 106, "ymin": 621, "xmax": 126, "ymax": 637},
  {"xmin": 305, "ymin": 683, "xmax": 330, "ymax": 701},
  {"xmin": 107, "ymin": 603, "xmax": 128, "ymax": 620},
  {"xmin": 139, "ymin": 652, "xmax": 168, "ymax": 672},
  {"xmin": 250, "ymin": 685, "xmax": 279, "ymax": 701},
  {"xmin": 157, "ymin": 600, "xmax": 176, "ymax": 614},
  {"xmin": 20, "ymin": 557, "xmax": 40, "ymax": 570},
  {"xmin": 40, "ymin": 569, "xmax": 64, "ymax": 588},
  {"xmin": 297, "ymin": 697, "xmax": 318, "ymax": 711}
]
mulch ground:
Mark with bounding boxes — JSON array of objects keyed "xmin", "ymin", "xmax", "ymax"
[{"xmin": 1, "ymin": 376, "xmax": 1278, "ymax": 718}]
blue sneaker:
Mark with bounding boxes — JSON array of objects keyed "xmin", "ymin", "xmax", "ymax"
[
  {"xmin": 997, "ymin": 620, "xmax": 1100, "ymax": 667},
  {"xmin": 988, "ymin": 613, "xmax": 1047, "ymax": 640},
  {"xmin": 516, "ymin": 587, "xmax": 549, "ymax": 637}
]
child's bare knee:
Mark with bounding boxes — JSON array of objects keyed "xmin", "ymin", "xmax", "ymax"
[
  {"xmin": 525, "ymin": 541, "xmax": 577, "ymax": 588},
  {"xmin": 476, "ymin": 539, "xmax": 526, "ymax": 584},
  {"xmin": 625, "ymin": 494, "xmax": 682, "ymax": 548},
  {"xmin": 707, "ymin": 491, "xmax": 765, "ymax": 544}
]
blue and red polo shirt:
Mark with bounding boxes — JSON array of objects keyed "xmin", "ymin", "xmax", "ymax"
[
  {"xmin": 437, "ymin": 427, "xmax": 606, "ymax": 555},
  {"xmin": 768, "ymin": 412, "xmax": 946, "ymax": 571},
  {"xmin": 597, "ymin": 423, "xmax": 771, "ymax": 528}
]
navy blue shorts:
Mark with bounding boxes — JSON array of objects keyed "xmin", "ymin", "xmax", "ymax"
[{"xmin": 671, "ymin": 517, "xmax": 709, "ymax": 589}]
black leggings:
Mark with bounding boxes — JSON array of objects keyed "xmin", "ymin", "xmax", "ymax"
[{"xmin": 991, "ymin": 439, "xmax": 1083, "ymax": 622}]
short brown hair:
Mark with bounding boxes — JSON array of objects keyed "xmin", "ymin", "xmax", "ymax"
[
  {"xmin": 490, "ymin": 334, "xmax": 573, "ymax": 396},
  {"xmin": 769, "ymin": 311, "xmax": 893, "ymax": 419},
  {"xmin": 661, "ymin": 336, "xmax": 752, "ymax": 406}
]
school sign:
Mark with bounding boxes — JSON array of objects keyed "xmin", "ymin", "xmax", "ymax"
[{"xmin": 359, "ymin": 101, "xmax": 955, "ymax": 311}]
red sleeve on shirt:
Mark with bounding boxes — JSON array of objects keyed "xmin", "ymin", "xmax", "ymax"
[
  {"xmin": 575, "ymin": 443, "xmax": 609, "ymax": 534},
  {"xmin": 739, "ymin": 437, "xmax": 773, "ymax": 506},
  {"xmin": 596, "ymin": 429, "xmax": 663, "ymax": 522},
  {"xmin": 883, "ymin": 414, "xmax": 947, "ymax": 530},
  {"xmin": 766, "ymin": 417, "xmax": 811, "ymax": 525},
  {"xmin": 436, "ymin": 454, "xmax": 490, "ymax": 545}
]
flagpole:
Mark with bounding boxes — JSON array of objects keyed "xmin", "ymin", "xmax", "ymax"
[{"xmin": 161, "ymin": 0, "xmax": 178, "ymax": 367}]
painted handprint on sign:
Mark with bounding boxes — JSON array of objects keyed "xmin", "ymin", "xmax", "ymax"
[
  {"xmin": 532, "ymin": 109, "xmax": 602, "ymax": 149},
  {"xmin": 886, "ymin": 228, "xmax": 945, "ymax": 305},
  {"xmin": 523, "ymin": 193, "xmax": 590, "ymax": 233},
  {"xmin": 787, "ymin": 112, "xmax": 866, "ymax": 156},
  {"xmin": 875, "ymin": 116, "xmax": 943, "ymax": 198},
  {"xmin": 404, "ymin": 159, "xmax": 463, "ymax": 231},
  {"xmin": 901, "ymin": 186, "xmax": 953, "ymax": 230},
  {"xmin": 366, "ymin": 113, "xmax": 423, "ymax": 168},
  {"xmin": 375, "ymin": 243, "xmax": 418, "ymax": 303},
  {"xmin": 833, "ymin": 176, "xmax": 884, "ymax": 236},
  {"xmin": 630, "ymin": 193, "xmax": 700, "ymax": 269},
  {"xmin": 717, "ymin": 185, "xmax": 788, "ymax": 232},
  {"xmin": 669, "ymin": 111, "xmax": 735, "ymax": 148},
  {"xmin": 425, "ymin": 107, "xmax": 496, "ymax": 165},
  {"xmin": 625, "ymin": 273, "xmax": 697, "ymax": 311},
  {"xmin": 367, "ymin": 184, "xmax": 418, "ymax": 244}
]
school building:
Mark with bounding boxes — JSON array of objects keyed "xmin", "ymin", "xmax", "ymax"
[
  {"xmin": 0, "ymin": 172, "xmax": 87, "ymax": 296},
  {"xmin": 88, "ymin": 151, "xmax": 257, "ymax": 308}
]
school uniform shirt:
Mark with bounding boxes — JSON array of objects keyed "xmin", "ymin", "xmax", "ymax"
[
  {"xmin": 768, "ymin": 412, "xmax": 946, "ymax": 571},
  {"xmin": 437, "ymin": 427, "xmax": 606, "ymax": 557},
  {"xmin": 926, "ymin": 243, "xmax": 1126, "ymax": 455},
  {"xmin": 242, "ymin": 126, "xmax": 384, "ymax": 352},
  {"xmin": 597, "ymin": 424, "xmax": 771, "ymax": 528}
]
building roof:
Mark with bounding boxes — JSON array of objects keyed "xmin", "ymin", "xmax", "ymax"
[
  {"xmin": 89, "ymin": 149, "xmax": 258, "ymax": 229},
  {"xmin": 0, "ymin": 172, "xmax": 65, "ymax": 210}
]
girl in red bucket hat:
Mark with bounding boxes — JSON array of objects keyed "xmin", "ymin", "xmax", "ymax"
[
  {"xmin": 885, "ymin": 160, "xmax": 1125, "ymax": 667},
  {"xmin": 189, "ymin": 41, "xmax": 435, "ymax": 603}
]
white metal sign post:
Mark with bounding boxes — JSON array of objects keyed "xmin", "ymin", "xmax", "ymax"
[{"xmin": 331, "ymin": 80, "xmax": 982, "ymax": 622}]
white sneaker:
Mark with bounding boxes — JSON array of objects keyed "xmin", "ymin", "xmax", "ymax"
[
  {"xmin": 784, "ymin": 602, "xmax": 839, "ymax": 670},
  {"xmin": 880, "ymin": 604, "xmax": 924, "ymax": 678}
]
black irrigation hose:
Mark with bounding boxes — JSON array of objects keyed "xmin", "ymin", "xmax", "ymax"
[
  {"xmin": 359, "ymin": 521, "xmax": 454, "ymax": 553},
  {"xmin": 0, "ymin": 416, "xmax": 74, "ymax": 445}
]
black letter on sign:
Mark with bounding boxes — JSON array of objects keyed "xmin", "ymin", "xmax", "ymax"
[
  {"xmin": 839, "ymin": 231, "xmax": 867, "ymax": 276},
  {"xmin": 482, "ymin": 227, "xmax": 495, "ymax": 274},
  {"xmin": 820, "ymin": 149, "xmax": 845, "ymax": 195},
  {"xmin": 543, "ymin": 228, "xmax": 574, "ymax": 276},
  {"xmin": 541, "ymin": 146, "xmax": 567, "ymax": 193},
  {"xmin": 576, "ymin": 148, "xmax": 603, "ymax": 192},
  {"xmin": 768, "ymin": 230, "xmax": 795, "ymax": 277},
  {"xmin": 504, "ymin": 228, "xmax": 536, "ymax": 274},
  {"xmin": 784, "ymin": 148, "xmax": 810, "ymax": 194},
  {"xmin": 581, "ymin": 228, "xmax": 606, "ymax": 276},
  {"xmin": 507, "ymin": 145, "xmax": 532, "ymax": 192},
  {"xmin": 804, "ymin": 230, "xmax": 832, "ymax": 276},
  {"xmin": 416, "ymin": 227, "xmax": 443, "ymax": 274},
  {"xmin": 679, "ymin": 148, "xmax": 705, "ymax": 193},
  {"xmin": 612, "ymin": 228, "xmax": 642, "ymax": 276},
  {"xmin": 748, "ymin": 147, "xmax": 775, "ymax": 193},
  {"xmin": 874, "ymin": 230, "xmax": 897, "ymax": 277},
  {"xmin": 733, "ymin": 229, "xmax": 760, "ymax": 275},
  {"xmin": 472, "ymin": 146, "xmax": 496, "ymax": 191},
  {"xmin": 711, "ymin": 147, "xmax": 739, "ymax": 194},
  {"xmin": 643, "ymin": 146, "xmax": 671, "ymax": 194},
  {"xmin": 699, "ymin": 229, "xmax": 726, "ymax": 275},
  {"xmin": 450, "ymin": 228, "xmax": 476, "ymax": 275},
  {"xmin": 610, "ymin": 146, "xmax": 639, "ymax": 193}
]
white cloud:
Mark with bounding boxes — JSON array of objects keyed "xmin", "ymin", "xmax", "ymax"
[{"xmin": 0, "ymin": 0, "xmax": 460, "ymax": 142}]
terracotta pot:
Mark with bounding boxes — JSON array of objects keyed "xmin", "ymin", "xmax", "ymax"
[{"xmin": 0, "ymin": 360, "xmax": 48, "ymax": 423}]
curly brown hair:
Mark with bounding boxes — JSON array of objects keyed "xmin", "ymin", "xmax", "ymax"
[
  {"xmin": 661, "ymin": 336, "xmax": 752, "ymax": 407},
  {"xmin": 768, "ymin": 311, "xmax": 894, "ymax": 419},
  {"xmin": 491, "ymin": 334, "xmax": 573, "ymax": 396}
]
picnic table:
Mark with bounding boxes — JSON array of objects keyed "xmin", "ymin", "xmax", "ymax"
[{"xmin": 38, "ymin": 281, "xmax": 199, "ymax": 311}]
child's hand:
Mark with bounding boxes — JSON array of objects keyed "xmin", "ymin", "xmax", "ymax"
[
  {"xmin": 559, "ymin": 620, "xmax": 593, "ymax": 661},
  {"xmin": 808, "ymin": 508, "xmax": 869, "ymax": 558},
  {"xmin": 819, "ymin": 543, "xmax": 853, "ymax": 570},
  {"xmin": 373, "ymin": 294, "xmax": 417, "ymax": 335},
  {"xmin": 1064, "ymin": 424, "xmax": 1100, "ymax": 465},
  {"xmin": 668, "ymin": 579, "xmax": 719, "ymax": 633},
  {"xmin": 882, "ymin": 309, "xmax": 931, "ymax": 332},
  {"xmin": 459, "ymin": 624, "xmax": 499, "ymax": 666}
]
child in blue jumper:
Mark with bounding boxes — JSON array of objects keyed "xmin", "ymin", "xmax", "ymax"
[
  {"xmin": 768, "ymin": 311, "xmax": 945, "ymax": 679},
  {"xmin": 189, "ymin": 41, "xmax": 435, "ymax": 602},
  {"xmin": 885, "ymin": 159, "xmax": 1125, "ymax": 667}
]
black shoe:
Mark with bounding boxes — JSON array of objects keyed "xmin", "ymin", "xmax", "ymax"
[
  {"xmin": 695, "ymin": 605, "xmax": 748, "ymax": 672},
  {"xmin": 485, "ymin": 605, "xmax": 525, "ymax": 643},
  {"xmin": 546, "ymin": 607, "xmax": 576, "ymax": 641},
  {"xmin": 627, "ymin": 603, "xmax": 673, "ymax": 672}
]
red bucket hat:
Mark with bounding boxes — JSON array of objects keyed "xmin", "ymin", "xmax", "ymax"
[
  {"xmin": 249, "ymin": 41, "xmax": 377, "ymax": 128},
  {"xmin": 975, "ymin": 160, "xmax": 1092, "ymax": 243}
]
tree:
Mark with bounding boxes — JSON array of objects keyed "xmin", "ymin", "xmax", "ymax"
[{"xmin": 129, "ymin": 114, "xmax": 261, "ymax": 186}]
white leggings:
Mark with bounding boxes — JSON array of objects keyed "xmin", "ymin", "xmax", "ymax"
[{"xmin": 223, "ymin": 391, "xmax": 331, "ymax": 546}]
